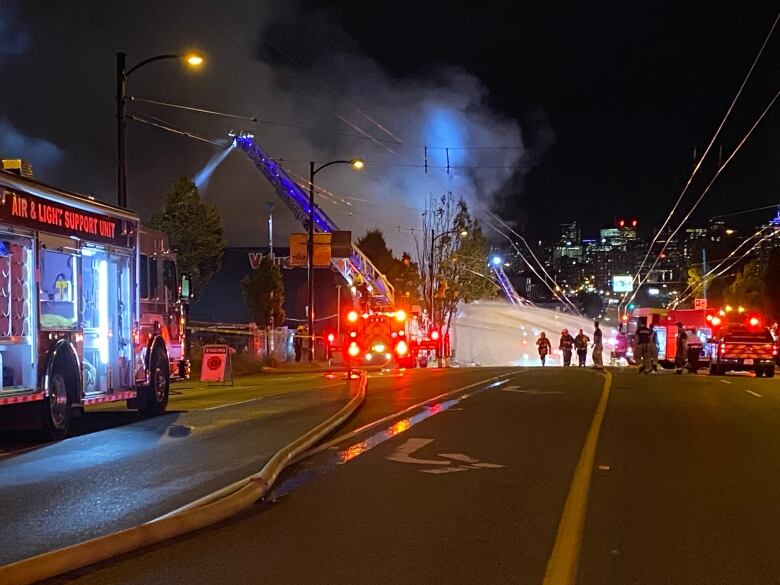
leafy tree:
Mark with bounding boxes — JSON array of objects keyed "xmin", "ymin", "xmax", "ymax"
[
  {"xmin": 241, "ymin": 255, "xmax": 285, "ymax": 328},
  {"xmin": 356, "ymin": 230, "xmax": 395, "ymax": 276},
  {"xmin": 357, "ymin": 229, "xmax": 422, "ymax": 301},
  {"xmin": 724, "ymin": 259, "xmax": 765, "ymax": 311},
  {"xmin": 419, "ymin": 195, "xmax": 496, "ymax": 335},
  {"xmin": 149, "ymin": 177, "xmax": 226, "ymax": 294}
]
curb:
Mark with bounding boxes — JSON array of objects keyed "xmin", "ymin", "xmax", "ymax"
[
  {"xmin": 0, "ymin": 372, "xmax": 368, "ymax": 585},
  {"xmin": 260, "ymin": 365, "xmax": 383, "ymax": 374}
]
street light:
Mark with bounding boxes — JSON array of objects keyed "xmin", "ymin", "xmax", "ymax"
[
  {"xmin": 307, "ymin": 158, "xmax": 364, "ymax": 361},
  {"xmin": 116, "ymin": 50, "xmax": 204, "ymax": 208}
]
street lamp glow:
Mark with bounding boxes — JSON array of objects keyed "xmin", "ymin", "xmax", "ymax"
[
  {"xmin": 459, "ymin": 229, "xmax": 468, "ymax": 237},
  {"xmin": 351, "ymin": 159, "xmax": 364, "ymax": 170},
  {"xmin": 492, "ymin": 256, "xmax": 502, "ymax": 266},
  {"xmin": 184, "ymin": 53, "xmax": 204, "ymax": 67}
]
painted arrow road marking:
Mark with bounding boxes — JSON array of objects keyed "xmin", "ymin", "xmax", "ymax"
[
  {"xmin": 385, "ymin": 438, "xmax": 451, "ymax": 465},
  {"xmin": 386, "ymin": 438, "xmax": 504, "ymax": 473}
]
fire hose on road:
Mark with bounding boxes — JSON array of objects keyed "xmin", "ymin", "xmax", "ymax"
[{"xmin": 0, "ymin": 372, "xmax": 368, "ymax": 585}]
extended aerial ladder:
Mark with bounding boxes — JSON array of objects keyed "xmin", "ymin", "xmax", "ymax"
[
  {"xmin": 492, "ymin": 264, "xmax": 530, "ymax": 306},
  {"xmin": 232, "ymin": 131, "xmax": 528, "ymax": 308},
  {"xmin": 230, "ymin": 131, "xmax": 394, "ymax": 305}
]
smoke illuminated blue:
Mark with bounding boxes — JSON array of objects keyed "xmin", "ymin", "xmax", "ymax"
[{"xmin": 425, "ymin": 108, "xmax": 465, "ymax": 166}]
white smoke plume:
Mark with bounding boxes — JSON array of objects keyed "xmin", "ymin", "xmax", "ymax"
[{"xmin": 0, "ymin": 1, "xmax": 550, "ymax": 255}]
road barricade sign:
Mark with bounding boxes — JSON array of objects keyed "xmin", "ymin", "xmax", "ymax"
[{"xmin": 200, "ymin": 344, "xmax": 232, "ymax": 384}]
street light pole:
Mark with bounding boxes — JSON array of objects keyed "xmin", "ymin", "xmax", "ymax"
[
  {"xmin": 428, "ymin": 228, "xmax": 468, "ymax": 366},
  {"xmin": 115, "ymin": 51, "xmax": 203, "ymax": 208},
  {"xmin": 116, "ymin": 52, "xmax": 128, "ymax": 209},
  {"xmin": 308, "ymin": 161, "xmax": 316, "ymax": 362},
  {"xmin": 306, "ymin": 159, "xmax": 364, "ymax": 362}
]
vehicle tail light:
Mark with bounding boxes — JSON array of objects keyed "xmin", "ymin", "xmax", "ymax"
[
  {"xmin": 395, "ymin": 340, "xmax": 409, "ymax": 356},
  {"xmin": 349, "ymin": 331, "xmax": 357, "ymax": 338},
  {"xmin": 347, "ymin": 310, "xmax": 359, "ymax": 323},
  {"xmin": 395, "ymin": 310, "xmax": 407, "ymax": 322},
  {"xmin": 347, "ymin": 342, "xmax": 360, "ymax": 357},
  {"xmin": 719, "ymin": 343, "xmax": 726, "ymax": 354},
  {"xmin": 431, "ymin": 330, "xmax": 440, "ymax": 341}
]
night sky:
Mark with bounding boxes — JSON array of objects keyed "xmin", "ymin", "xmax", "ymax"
[{"xmin": 1, "ymin": 1, "xmax": 778, "ymax": 251}]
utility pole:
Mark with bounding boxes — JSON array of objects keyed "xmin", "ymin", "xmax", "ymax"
[
  {"xmin": 702, "ymin": 247, "xmax": 708, "ymax": 300},
  {"xmin": 265, "ymin": 202, "xmax": 274, "ymax": 260}
]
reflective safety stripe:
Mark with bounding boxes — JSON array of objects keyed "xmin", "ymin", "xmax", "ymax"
[
  {"xmin": 0, "ymin": 391, "xmax": 45, "ymax": 406},
  {"xmin": 81, "ymin": 390, "xmax": 137, "ymax": 405}
]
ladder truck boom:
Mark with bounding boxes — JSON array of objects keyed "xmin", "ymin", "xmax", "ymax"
[{"xmin": 230, "ymin": 132, "xmax": 394, "ymax": 305}]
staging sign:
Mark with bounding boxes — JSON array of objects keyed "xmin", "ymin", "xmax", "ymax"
[{"xmin": 0, "ymin": 189, "xmax": 129, "ymax": 246}]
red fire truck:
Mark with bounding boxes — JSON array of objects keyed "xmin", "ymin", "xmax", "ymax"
[
  {"xmin": 0, "ymin": 171, "xmax": 189, "ymax": 439},
  {"xmin": 341, "ymin": 308, "xmax": 412, "ymax": 367},
  {"xmin": 335, "ymin": 306, "xmax": 451, "ymax": 368}
]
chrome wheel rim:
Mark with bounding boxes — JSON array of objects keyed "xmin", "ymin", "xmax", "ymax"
[
  {"xmin": 154, "ymin": 366, "xmax": 168, "ymax": 403},
  {"xmin": 49, "ymin": 374, "xmax": 68, "ymax": 428}
]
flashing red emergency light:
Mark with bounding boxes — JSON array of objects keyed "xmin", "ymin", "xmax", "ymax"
[
  {"xmin": 347, "ymin": 310, "xmax": 359, "ymax": 323},
  {"xmin": 748, "ymin": 316, "xmax": 761, "ymax": 327},
  {"xmin": 347, "ymin": 342, "xmax": 361, "ymax": 357},
  {"xmin": 349, "ymin": 331, "xmax": 357, "ymax": 338},
  {"xmin": 431, "ymin": 330, "xmax": 440, "ymax": 341},
  {"xmin": 327, "ymin": 333, "xmax": 335, "ymax": 343},
  {"xmin": 619, "ymin": 219, "xmax": 625, "ymax": 227},
  {"xmin": 711, "ymin": 316, "xmax": 722, "ymax": 326},
  {"xmin": 631, "ymin": 219, "xmax": 637, "ymax": 227},
  {"xmin": 395, "ymin": 309, "xmax": 407, "ymax": 322},
  {"xmin": 395, "ymin": 340, "xmax": 409, "ymax": 356}
]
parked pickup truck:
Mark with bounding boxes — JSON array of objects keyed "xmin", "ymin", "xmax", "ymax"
[{"xmin": 707, "ymin": 325, "xmax": 777, "ymax": 377}]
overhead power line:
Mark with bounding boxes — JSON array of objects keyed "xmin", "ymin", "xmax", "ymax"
[
  {"xmin": 623, "ymin": 9, "xmax": 780, "ymax": 314},
  {"xmin": 624, "ymin": 85, "xmax": 780, "ymax": 310}
]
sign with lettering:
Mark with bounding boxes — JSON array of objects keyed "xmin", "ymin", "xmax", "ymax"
[
  {"xmin": 200, "ymin": 344, "xmax": 231, "ymax": 382},
  {"xmin": 0, "ymin": 189, "xmax": 131, "ymax": 247}
]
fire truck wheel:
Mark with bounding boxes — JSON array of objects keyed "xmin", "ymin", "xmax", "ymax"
[
  {"xmin": 41, "ymin": 370, "xmax": 72, "ymax": 440},
  {"xmin": 142, "ymin": 349, "xmax": 170, "ymax": 416},
  {"xmin": 709, "ymin": 364, "xmax": 722, "ymax": 376},
  {"xmin": 765, "ymin": 368, "xmax": 775, "ymax": 379}
]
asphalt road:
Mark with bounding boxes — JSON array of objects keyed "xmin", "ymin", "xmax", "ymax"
[
  {"xmin": 0, "ymin": 367, "xmax": 511, "ymax": 566},
  {"xmin": 49, "ymin": 367, "xmax": 780, "ymax": 585}
]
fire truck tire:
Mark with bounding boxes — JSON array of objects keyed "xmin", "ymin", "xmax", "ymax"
[
  {"xmin": 709, "ymin": 363, "xmax": 722, "ymax": 376},
  {"xmin": 141, "ymin": 349, "xmax": 170, "ymax": 416},
  {"xmin": 764, "ymin": 368, "xmax": 775, "ymax": 378},
  {"xmin": 41, "ymin": 369, "xmax": 74, "ymax": 441}
]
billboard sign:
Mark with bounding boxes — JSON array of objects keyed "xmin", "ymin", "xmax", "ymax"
[{"xmin": 612, "ymin": 275, "xmax": 633, "ymax": 293}]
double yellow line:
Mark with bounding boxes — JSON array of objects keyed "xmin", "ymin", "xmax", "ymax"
[{"xmin": 543, "ymin": 370, "xmax": 613, "ymax": 585}]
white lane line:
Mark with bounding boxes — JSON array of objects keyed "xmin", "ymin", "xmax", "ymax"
[
  {"xmin": 745, "ymin": 389, "xmax": 763, "ymax": 398},
  {"xmin": 201, "ymin": 384, "xmax": 340, "ymax": 411},
  {"xmin": 720, "ymin": 380, "xmax": 732, "ymax": 384},
  {"xmin": 203, "ymin": 398, "xmax": 262, "ymax": 411}
]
